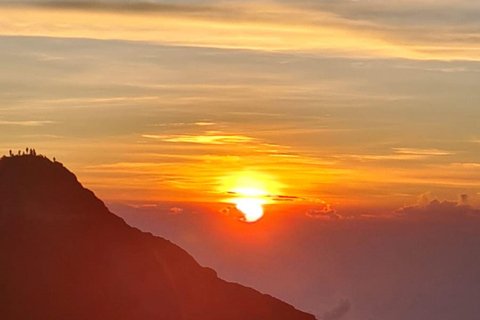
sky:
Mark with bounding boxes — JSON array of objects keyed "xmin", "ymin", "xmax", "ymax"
[{"xmin": 2, "ymin": 1, "xmax": 480, "ymax": 319}]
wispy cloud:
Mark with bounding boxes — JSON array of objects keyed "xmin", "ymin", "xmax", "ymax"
[
  {"xmin": 142, "ymin": 132, "xmax": 255, "ymax": 145},
  {"xmin": 194, "ymin": 122, "xmax": 215, "ymax": 127},
  {"xmin": 306, "ymin": 204, "xmax": 342, "ymax": 220},
  {"xmin": 169, "ymin": 207, "xmax": 183, "ymax": 214},
  {"xmin": 23, "ymin": 1, "xmax": 213, "ymax": 14},
  {"xmin": 393, "ymin": 148, "xmax": 454, "ymax": 156},
  {"xmin": 2, "ymin": 1, "xmax": 480, "ymax": 60},
  {"xmin": 345, "ymin": 148, "xmax": 454, "ymax": 161},
  {"xmin": 0, "ymin": 119, "xmax": 55, "ymax": 126}
]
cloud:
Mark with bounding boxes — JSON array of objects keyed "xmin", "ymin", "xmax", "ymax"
[
  {"xmin": 142, "ymin": 133, "xmax": 255, "ymax": 145},
  {"xmin": 418, "ymin": 192, "xmax": 432, "ymax": 206},
  {"xmin": 219, "ymin": 205, "xmax": 245, "ymax": 221},
  {"xmin": 395, "ymin": 197, "xmax": 480, "ymax": 221},
  {"xmin": 126, "ymin": 203, "xmax": 158, "ymax": 209},
  {"xmin": 268, "ymin": 195, "xmax": 301, "ymax": 202},
  {"xmin": 393, "ymin": 148, "xmax": 454, "ymax": 156},
  {"xmin": 24, "ymin": 1, "xmax": 214, "ymax": 15},
  {"xmin": 346, "ymin": 148, "xmax": 454, "ymax": 161},
  {"xmin": 169, "ymin": 207, "xmax": 183, "ymax": 214},
  {"xmin": 226, "ymin": 192, "xmax": 301, "ymax": 202},
  {"xmin": 0, "ymin": 120, "xmax": 55, "ymax": 126},
  {"xmin": 306, "ymin": 204, "xmax": 341, "ymax": 220},
  {"xmin": 2, "ymin": 1, "xmax": 480, "ymax": 60},
  {"xmin": 219, "ymin": 206, "xmax": 234, "ymax": 215},
  {"xmin": 194, "ymin": 122, "xmax": 215, "ymax": 127},
  {"xmin": 321, "ymin": 299, "xmax": 351, "ymax": 320}
]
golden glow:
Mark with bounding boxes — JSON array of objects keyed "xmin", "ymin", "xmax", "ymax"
[
  {"xmin": 220, "ymin": 171, "xmax": 281, "ymax": 222},
  {"xmin": 231, "ymin": 187, "xmax": 267, "ymax": 197},
  {"xmin": 221, "ymin": 171, "xmax": 282, "ymax": 198},
  {"xmin": 3, "ymin": 4, "xmax": 477, "ymax": 210}
]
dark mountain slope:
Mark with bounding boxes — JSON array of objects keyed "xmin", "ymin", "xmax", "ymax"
[{"xmin": 0, "ymin": 154, "xmax": 316, "ymax": 320}]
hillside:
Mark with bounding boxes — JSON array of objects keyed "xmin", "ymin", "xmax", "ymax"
[{"xmin": 0, "ymin": 154, "xmax": 316, "ymax": 320}]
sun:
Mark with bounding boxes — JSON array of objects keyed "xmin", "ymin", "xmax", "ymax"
[
  {"xmin": 233, "ymin": 198, "xmax": 265, "ymax": 223},
  {"xmin": 221, "ymin": 172, "xmax": 282, "ymax": 223},
  {"xmin": 229, "ymin": 186, "xmax": 268, "ymax": 222}
]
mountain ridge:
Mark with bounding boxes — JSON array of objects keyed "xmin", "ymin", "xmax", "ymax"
[{"xmin": 0, "ymin": 154, "xmax": 316, "ymax": 320}]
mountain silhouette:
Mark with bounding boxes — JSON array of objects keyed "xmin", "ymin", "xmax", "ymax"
[{"xmin": 0, "ymin": 154, "xmax": 316, "ymax": 320}]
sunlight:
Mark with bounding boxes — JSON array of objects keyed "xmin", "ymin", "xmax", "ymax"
[
  {"xmin": 233, "ymin": 198, "xmax": 265, "ymax": 223},
  {"xmin": 221, "ymin": 171, "xmax": 283, "ymax": 197},
  {"xmin": 221, "ymin": 171, "xmax": 282, "ymax": 222},
  {"xmin": 231, "ymin": 187, "xmax": 267, "ymax": 197}
]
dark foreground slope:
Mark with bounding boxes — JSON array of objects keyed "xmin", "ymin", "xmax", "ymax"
[{"xmin": 0, "ymin": 155, "xmax": 315, "ymax": 320}]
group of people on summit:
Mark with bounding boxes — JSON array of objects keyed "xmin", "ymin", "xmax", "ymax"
[{"xmin": 9, "ymin": 148, "xmax": 37, "ymax": 157}]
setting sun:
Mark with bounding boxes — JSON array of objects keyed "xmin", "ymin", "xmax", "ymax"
[
  {"xmin": 233, "ymin": 198, "xmax": 265, "ymax": 223},
  {"xmin": 221, "ymin": 172, "xmax": 281, "ymax": 222}
]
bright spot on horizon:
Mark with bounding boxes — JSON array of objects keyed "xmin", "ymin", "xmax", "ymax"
[
  {"xmin": 221, "ymin": 171, "xmax": 282, "ymax": 196},
  {"xmin": 229, "ymin": 187, "xmax": 268, "ymax": 222},
  {"xmin": 221, "ymin": 172, "xmax": 281, "ymax": 223},
  {"xmin": 233, "ymin": 198, "xmax": 265, "ymax": 223}
]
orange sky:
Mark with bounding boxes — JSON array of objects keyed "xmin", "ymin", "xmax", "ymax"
[{"xmin": 1, "ymin": 0, "xmax": 480, "ymax": 212}]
